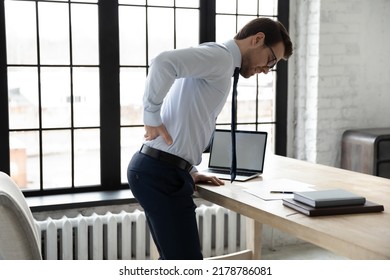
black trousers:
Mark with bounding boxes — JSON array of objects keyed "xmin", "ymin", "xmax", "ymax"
[{"xmin": 127, "ymin": 151, "xmax": 203, "ymax": 260}]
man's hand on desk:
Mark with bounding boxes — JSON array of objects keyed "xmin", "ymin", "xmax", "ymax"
[{"xmin": 191, "ymin": 171, "xmax": 225, "ymax": 189}]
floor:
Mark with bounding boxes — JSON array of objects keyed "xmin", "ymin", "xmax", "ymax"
[{"xmin": 261, "ymin": 243, "xmax": 347, "ymax": 260}]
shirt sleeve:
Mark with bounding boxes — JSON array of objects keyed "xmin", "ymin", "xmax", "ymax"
[{"xmin": 143, "ymin": 44, "xmax": 233, "ymax": 126}]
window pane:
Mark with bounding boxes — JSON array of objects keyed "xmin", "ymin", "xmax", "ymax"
[
  {"xmin": 258, "ymin": 123, "xmax": 275, "ymax": 152},
  {"xmin": 175, "ymin": 0, "xmax": 199, "ymax": 8},
  {"xmin": 39, "ymin": 0, "xmax": 98, "ymax": 2},
  {"xmin": 176, "ymin": 9, "xmax": 199, "ymax": 48},
  {"xmin": 42, "ymin": 130, "xmax": 72, "ymax": 189},
  {"xmin": 40, "ymin": 0, "xmax": 67, "ymax": 2},
  {"xmin": 217, "ymin": 0, "xmax": 278, "ymax": 15},
  {"xmin": 10, "ymin": 131, "xmax": 40, "ymax": 190},
  {"xmin": 217, "ymin": 75, "xmax": 276, "ymax": 125},
  {"xmin": 258, "ymin": 71, "xmax": 276, "ymax": 122},
  {"xmin": 38, "ymin": 2, "xmax": 70, "ymax": 64},
  {"xmin": 40, "ymin": 67, "xmax": 71, "ymax": 128},
  {"xmin": 259, "ymin": 0, "xmax": 278, "ymax": 15},
  {"xmin": 74, "ymin": 129, "xmax": 100, "ymax": 186},
  {"xmin": 119, "ymin": 6, "xmax": 146, "ymax": 65},
  {"xmin": 121, "ymin": 127, "xmax": 145, "ymax": 183},
  {"xmin": 148, "ymin": 7, "xmax": 174, "ymax": 60},
  {"xmin": 237, "ymin": 15, "xmax": 258, "ymax": 31},
  {"xmin": 216, "ymin": 0, "xmax": 236, "ymax": 14},
  {"xmin": 5, "ymin": 0, "xmax": 37, "ymax": 64},
  {"xmin": 119, "ymin": 0, "xmax": 146, "ymax": 5},
  {"xmin": 237, "ymin": 75, "xmax": 257, "ymax": 124},
  {"xmin": 71, "ymin": 3, "xmax": 99, "ymax": 65},
  {"xmin": 73, "ymin": 67, "xmax": 100, "ymax": 127},
  {"xmin": 8, "ymin": 67, "xmax": 39, "ymax": 129},
  {"xmin": 148, "ymin": 0, "xmax": 173, "ymax": 6},
  {"xmin": 216, "ymin": 79, "xmax": 257, "ymax": 124},
  {"xmin": 120, "ymin": 67, "xmax": 145, "ymax": 126},
  {"xmin": 216, "ymin": 15, "xmax": 237, "ymax": 42},
  {"xmin": 238, "ymin": 0, "xmax": 258, "ymax": 14},
  {"xmin": 72, "ymin": 0, "xmax": 98, "ymax": 3}
]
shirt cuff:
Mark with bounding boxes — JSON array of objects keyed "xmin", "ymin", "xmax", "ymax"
[{"xmin": 143, "ymin": 110, "xmax": 162, "ymax": 127}]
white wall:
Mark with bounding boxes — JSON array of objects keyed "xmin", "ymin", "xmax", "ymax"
[{"xmin": 288, "ymin": 0, "xmax": 390, "ymax": 167}]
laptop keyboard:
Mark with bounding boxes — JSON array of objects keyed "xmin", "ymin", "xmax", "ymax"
[{"xmin": 207, "ymin": 169, "xmax": 256, "ymax": 177}]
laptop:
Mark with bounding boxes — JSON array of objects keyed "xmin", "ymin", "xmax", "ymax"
[{"xmin": 203, "ymin": 129, "xmax": 267, "ymax": 181}]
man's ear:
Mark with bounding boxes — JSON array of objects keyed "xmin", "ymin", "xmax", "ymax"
[{"xmin": 253, "ymin": 32, "xmax": 265, "ymax": 47}]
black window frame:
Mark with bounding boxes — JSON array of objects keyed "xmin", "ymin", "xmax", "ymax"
[{"xmin": 0, "ymin": 0, "xmax": 289, "ymax": 197}]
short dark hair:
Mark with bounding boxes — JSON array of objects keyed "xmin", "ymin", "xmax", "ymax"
[{"xmin": 234, "ymin": 18, "xmax": 293, "ymax": 60}]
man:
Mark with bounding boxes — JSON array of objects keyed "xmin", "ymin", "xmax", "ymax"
[{"xmin": 127, "ymin": 18, "xmax": 293, "ymax": 260}]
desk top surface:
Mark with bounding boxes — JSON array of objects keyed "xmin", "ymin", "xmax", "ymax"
[{"xmin": 196, "ymin": 154, "xmax": 390, "ymax": 259}]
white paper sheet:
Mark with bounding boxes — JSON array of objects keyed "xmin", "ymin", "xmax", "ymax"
[{"xmin": 239, "ymin": 178, "xmax": 316, "ymax": 200}]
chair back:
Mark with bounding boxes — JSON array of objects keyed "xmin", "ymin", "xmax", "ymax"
[{"xmin": 0, "ymin": 172, "xmax": 41, "ymax": 259}]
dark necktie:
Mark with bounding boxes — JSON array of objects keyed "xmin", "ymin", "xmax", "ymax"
[{"xmin": 231, "ymin": 67, "xmax": 240, "ymax": 182}]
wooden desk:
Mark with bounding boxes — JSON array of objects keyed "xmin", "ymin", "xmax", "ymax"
[{"xmin": 196, "ymin": 154, "xmax": 390, "ymax": 260}]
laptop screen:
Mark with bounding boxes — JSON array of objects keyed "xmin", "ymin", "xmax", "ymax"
[{"xmin": 208, "ymin": 130, "xmax": 267, "ymax": 172}]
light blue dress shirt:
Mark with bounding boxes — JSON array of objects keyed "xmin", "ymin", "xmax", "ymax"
[{"xmin": 143, "ymin": 39, "xmax": 241, "ymax": 169}]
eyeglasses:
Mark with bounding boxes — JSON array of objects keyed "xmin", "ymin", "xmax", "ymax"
[{"xmin": 265, "ymin": 44, "xmax": 277, "ymax": 69}]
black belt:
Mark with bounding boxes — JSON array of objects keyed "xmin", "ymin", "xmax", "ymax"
[{"xmin": 140, "ymin": 145, "xmax": 193, "ymax": 172}]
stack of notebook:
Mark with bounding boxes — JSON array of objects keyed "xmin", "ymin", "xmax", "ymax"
[{"xmin": 282, "ymin": 189, "xmax": 384, "ymax": 216}]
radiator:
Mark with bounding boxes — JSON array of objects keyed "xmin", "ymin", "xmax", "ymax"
[{"xmin": 34, "ymin": 204, "xmax": 246, "ymax": 260}]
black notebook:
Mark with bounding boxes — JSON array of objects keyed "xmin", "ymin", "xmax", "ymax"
[
  {"xmin": 293, "ymin": 189, "xmax": 366, "ymax": 208},
  {"xmin": 282, "ymin": 198, "xmax": 384, "ymax": 217}
]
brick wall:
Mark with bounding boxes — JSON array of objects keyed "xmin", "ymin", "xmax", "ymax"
[{"xmin": 289, "ymin": 0, "xmax": 390, "ymax": 167}]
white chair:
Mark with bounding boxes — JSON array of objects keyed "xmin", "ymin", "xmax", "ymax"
[{"xmin": 0, "ymin": 172, "xmax": 41, "ymax": 259}]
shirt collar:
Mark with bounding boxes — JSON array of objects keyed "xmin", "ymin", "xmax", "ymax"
[{"xmin": 223, "ymin": 39, "xmax": 241, "ymax": 71}]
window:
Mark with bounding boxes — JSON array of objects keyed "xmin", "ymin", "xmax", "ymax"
[
  {"xmin": 3, "ymin": 0, "xmax": 100, "ymax": 193},
  {"xmin": 0, "ymin": 0, "xmax": 288, "ymax": 195},
  {"xmin": 214, "ymin": 0, "xmax": 280, "ymax": 148},
  {"xmin": 118, "ymin": 0, "xmax": 200, "ymax": 183}
]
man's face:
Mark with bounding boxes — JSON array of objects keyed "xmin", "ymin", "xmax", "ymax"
[{"xmin": 240, "ymin": 41, "xmax": 285, "ymax": 78}]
